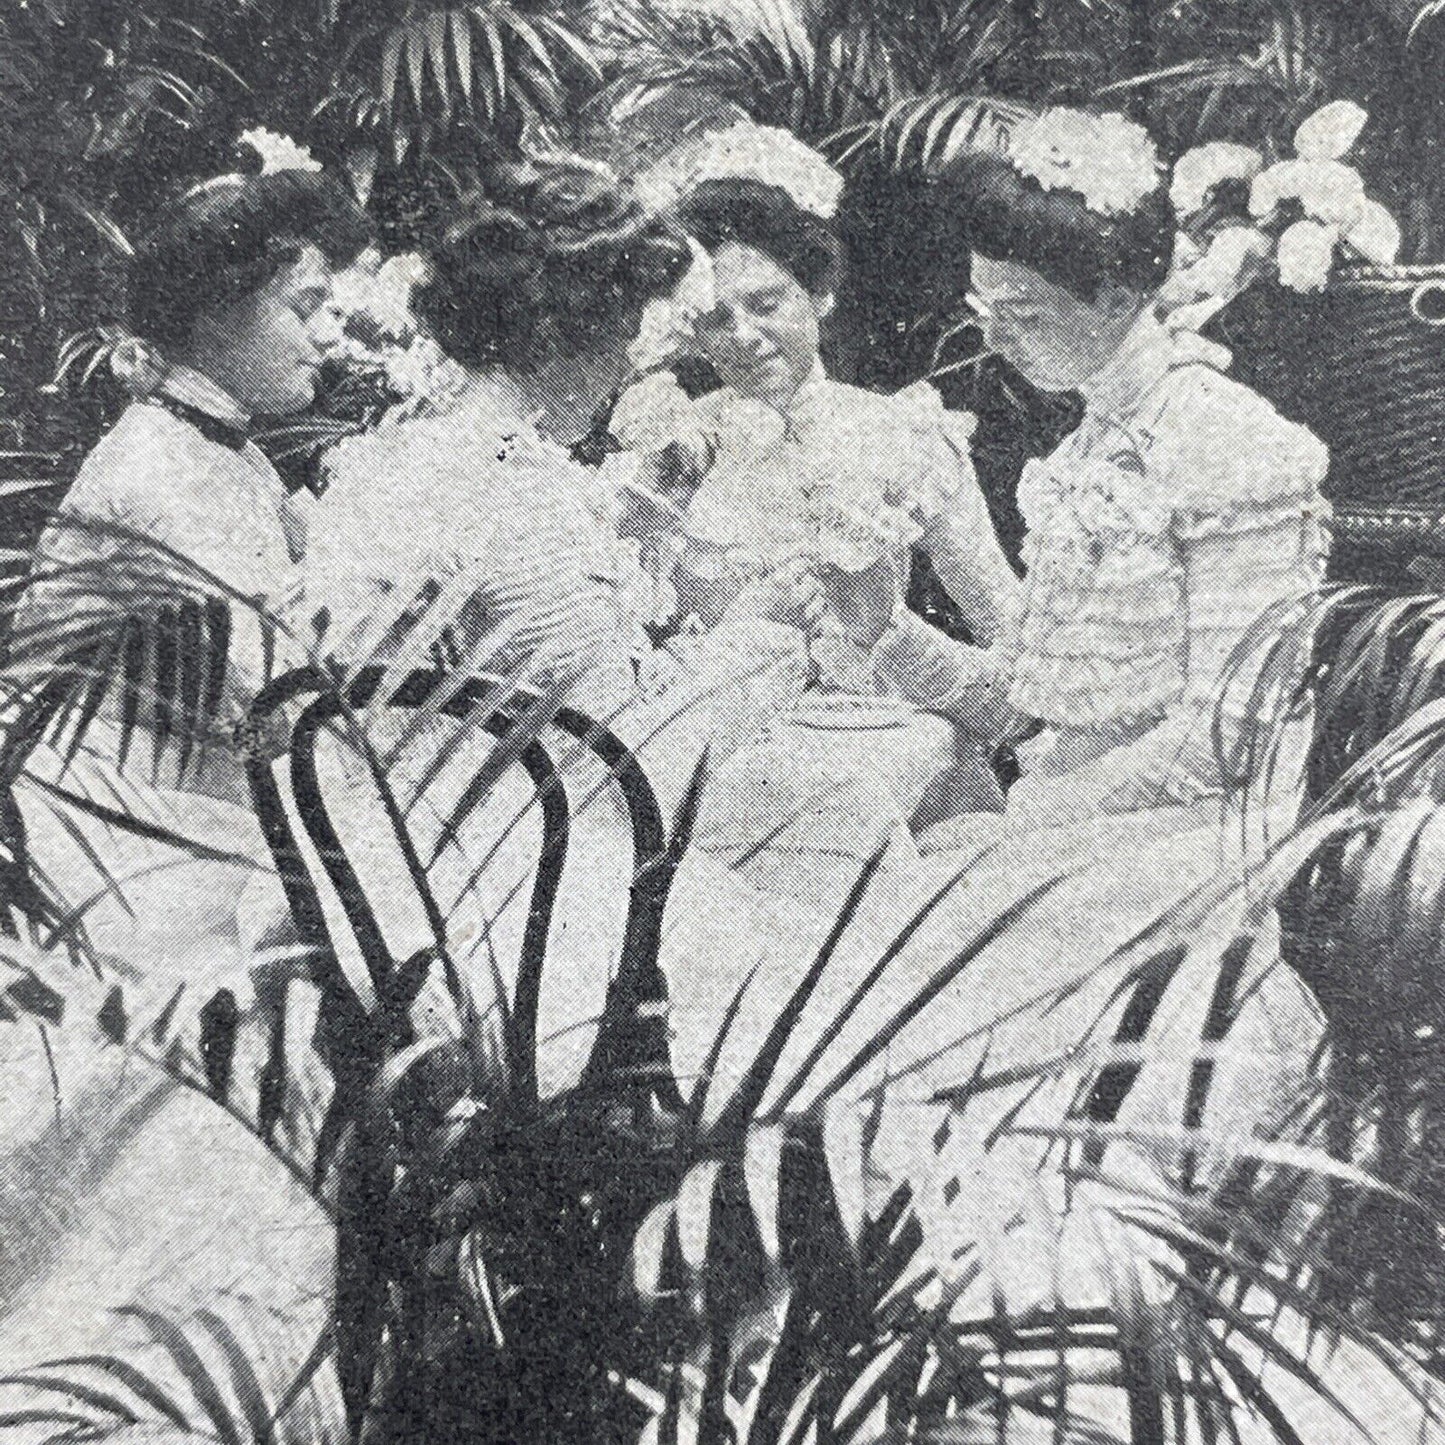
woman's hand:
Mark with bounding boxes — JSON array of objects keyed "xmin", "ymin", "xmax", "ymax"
[{"xmin": 818, "ymin": 557, "xmax": 900, "ymax": 651}]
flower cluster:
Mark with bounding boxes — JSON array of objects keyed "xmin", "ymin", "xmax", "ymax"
[
  {"xmin": 328, "ymin": 248, "xmax": 468, "ymax": 416},
  {"xmin": 332, "ymin": 248, "xmax": 435, "ymax": 342},
  {"xmin": 1007, "ymin": 108, "xmax": 1161, "ymax": 218},
  {"xmin": 1169, "ymin": 101, "xmax": 1401, "ymax": 299},
  {"xmin": 609, "ymin": 374, "xmax": 954, "ymax": 576},
  {"xmin": 634, "ymin": 119, "xmax": 844, "ymax": 221}
]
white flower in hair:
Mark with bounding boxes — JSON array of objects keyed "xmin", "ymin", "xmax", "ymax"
[
  {"xmin": 333, "ymin": 248, "xmax": 435, "ymax": 341},
  {"xmin": 239, "ymin": 126, "xmax": 323, "ymax": 176},
  {"xmin": 1007, "ymin": 108, "xmax": 1160, "ymax": 217},
  {"xmin": 635, "ymin": 120, "xmax": 844, "ymax": 220},
  {"xmin": 694, "ymin": 121, "xmax": 844, "ymax": 218}
]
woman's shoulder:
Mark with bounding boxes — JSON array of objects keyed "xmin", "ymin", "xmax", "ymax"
[
  {"xmin": 324, "ymin": 387, "xmax": 573, "ymax": 507},
  {"xmin": 64, "ymin": 402, "xmax": 217, "ymax": 512},
  {"xmin": 1141, "ymin": 360, "xmax": 1328, "ymax": 510},
  {"xmin": 313, "ymin": 393, "xmax": 612, "ymax": 576},
  {"xmin": 60, "ymin": 402, "xmax": 268, "ymax": 550}
]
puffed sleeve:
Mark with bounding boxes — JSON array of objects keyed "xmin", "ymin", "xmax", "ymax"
[
  {"xmin": 893, "ymin": 382, "xmax": 1021, "ymax": 647},
  {"xmin": 1033, "ymin": 366, "xmax": 1330, "ymax": 816}
]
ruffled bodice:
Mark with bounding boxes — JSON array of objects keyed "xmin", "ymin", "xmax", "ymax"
[
  {"xmin": 1006, "ymin": 315, "xmax": 1330, "ymax": 740},
  {"xmin": 611, "ymin": 368, "xmax": 1021, "ymax": 718},
  {"xmin": 615, "ymin": 368, "xmax": 984, "ymax": 581}
]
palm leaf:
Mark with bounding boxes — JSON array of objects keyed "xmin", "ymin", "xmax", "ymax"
[
  {"xmin": 0, "ymin": 1372, "xmax": 138, "ymax": 1426},
  {"xmin": 191, "ymin": 1311, "xmax": 276, "ymax": 1445},
  {"xmin": 708, "ymin": 845, "xmax": 889, "ymax": 1141},
  {"xmin": 450, "ymin": 8, "xmax": 473, "ymax": 107}
]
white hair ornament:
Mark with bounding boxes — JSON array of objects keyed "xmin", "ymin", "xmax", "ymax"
[
  {"xmin": 634, "ymin": 120, "xmax": 844, "ymax": 221},
  {"xmin": 1007, "ymin": 108, "xmax": 1161, "ymax": 218}
]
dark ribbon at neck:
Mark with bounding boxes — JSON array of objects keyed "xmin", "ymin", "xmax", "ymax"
[{"xmin": 150, "ymin": 394, "xmax": 252, "ymax": 453}]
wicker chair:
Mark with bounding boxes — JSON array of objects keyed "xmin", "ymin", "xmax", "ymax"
[{"xmin": 1209, "ymin": 263, "xmax": 1445, "ymax": 589}]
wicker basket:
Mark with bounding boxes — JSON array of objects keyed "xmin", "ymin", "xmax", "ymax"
[{"xmin": 1208, "ymin": 264, "xmax": 1445, "ymax": 516}]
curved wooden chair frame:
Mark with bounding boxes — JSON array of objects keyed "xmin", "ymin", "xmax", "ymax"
[{"xmin": 243, "ymin": 664, "xmax": 688, "ymax": 1154}]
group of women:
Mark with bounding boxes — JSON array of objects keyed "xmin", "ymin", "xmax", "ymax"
[{"xmin": 0, "ymin": 106, "xmax": 1333, "ymax": 1413}]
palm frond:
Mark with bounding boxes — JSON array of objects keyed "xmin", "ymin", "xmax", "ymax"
[{"xmin": 327, "ymin": 0, "xmax": 597, "ymax": 161}]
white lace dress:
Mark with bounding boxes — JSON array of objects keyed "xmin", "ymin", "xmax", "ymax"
[
  {"xmin": 675, "ymin": 316, "xmax": 1337, "ymax": 1312},
  {"xmin": 849, "ymin": 313, "xmax": 1335, "ymax": 1236},
  {"xmin": 305, "ymin": 377, "xmax": 826, "ymax": 1096}
]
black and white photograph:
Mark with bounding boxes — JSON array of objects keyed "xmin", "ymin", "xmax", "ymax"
[{"xmin": 0, "ymin": 0, "xmax": 1443, "ymax": 1439}]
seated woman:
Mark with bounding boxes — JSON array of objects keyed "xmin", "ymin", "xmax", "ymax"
[
  {"xmin": 304, "ymin": 159, "xmax": 834, "ymax": 1095},
  {"xmin": 853, "ymin": 107, "xmax": 1331, "ymax": 1212},
  {"xmin": 0, "ymin": 160, "xmax": 371, "ymax": 1421},
  {"xmin": 11, "ymin": 161, "xmax": 372, "ymax": 1021},
  {"xmin": 610, "ymin": 148, "xmax": 1023, "ymax": 894},
  {"xmin": 932, "ymin": 110, "xmax": 1330, "ymax": 841}
]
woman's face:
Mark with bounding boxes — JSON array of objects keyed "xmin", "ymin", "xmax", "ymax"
[
  {"xmin": 692, "ymin": 241, "xmax": 828, "ymax": 407},
  {"xmin": 188, "ymin": 244, "xmax": 345, "ymax": 416},
  {"xmin": 970, "ymin": 253, "xmax": 1144, "ymax": 393}
]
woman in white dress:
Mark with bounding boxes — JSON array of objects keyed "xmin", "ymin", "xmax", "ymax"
[
  {"xmin": 822, "ymin": 110, "xmax": 1335, "ymax": 1270},
  {"xmin": 11, "ymin": 166, "xmax": 372, "ymax": 1013},
  {"xmin": 611, "ymin": 147, "xmax": 1024, "ymax": 906},
  {"xmin": 0, "ymin": 165, "xmax": 372, "ymax": 1420},
  {"xmin": 302, "ymin": 160, "xmax": 834, "ymax": 1102}
]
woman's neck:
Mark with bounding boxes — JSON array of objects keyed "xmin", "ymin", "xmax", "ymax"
[
  {"xmin": 162, "ymin": 354, "xmax": 253, "ymax": 424},
  {"xmin": 510, "ymin": 350, "xmax": 621, "ymax": 445}
]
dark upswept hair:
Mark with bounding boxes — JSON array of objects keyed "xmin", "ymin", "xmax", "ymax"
[
  {"xmin": 413, "ymin": 162, "xmax": 692, "ymax": 374},
  {"xmin": 677, "ymin": 177, "xmax": 841, "ymax": 296},
  {"xmin": 937, "ymin": 149, "xmax": 1174, "ymax": 301},
  {"xmin": 129, "ymin": 170, "xmax": 374, "ymax": 349}
]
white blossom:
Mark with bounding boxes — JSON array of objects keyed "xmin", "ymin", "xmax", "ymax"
[
  {"xmin": 1293, "ymin": 99, "xmax": 1369, "ymax": 162},
  {"xmin": 329, "ymin": 247, "xmax": 384, "ymax": 315},
  {"xmin": 1249, "ymin": 158, "xmax": 1365, "ymax": 228},
  {"xmin": 1276, "ymin": 218, "xmax": 1339, "ymax": 292},
  {"xmin": 381, "ymin": 336, "xmax": 468, "ymax": 410},
  {"xmin": 371, "ymin": 252, "xmax": 435, "ymax": 336},
  {"xmin": 1344, "ymin": 197, "xmax": 1403, "ymax": 266},
  {"xmin": 332, "ymin": 249, "xmax": 433, "ymax": 340},
  {"xmin": 1169, "ymin": 141, "xmax": 1263, "ymax": 218},
  {"xmin": 1007, "ymin": 108, "xmax": 1161, "ymax": 218},
  {"xmin": 238, "ymin": 126, "xmax": 322, "ymax": 176}
]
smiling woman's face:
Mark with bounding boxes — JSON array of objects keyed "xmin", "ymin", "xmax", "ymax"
[
  {"xmin": 187, "ymin": 243, "xmax": 344, "ymax": 417},
  {"xmin": 692, "ymin": 241, "xmax": 828, "ymax": 406}
]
